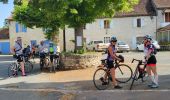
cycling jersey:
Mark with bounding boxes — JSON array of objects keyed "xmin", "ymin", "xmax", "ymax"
[
  {"xmin": 145, "ymin": 44, "xmax": 157, "ymax": 66},
  {"xmin": 14, "ymin": 41, "xmax": 22, "ymax": 55},
  {"xmin": 39, "ymin": 44, "xmax": 48, "ymax": 53},
  {"xmin": 107, "ymin": 45, "xmax": 116, "ymax": 61},
  {"xmin": 144, "ymin": 44, "xmax": 156, "ymax": 56}
]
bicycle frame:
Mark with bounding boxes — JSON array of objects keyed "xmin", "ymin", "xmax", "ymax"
[{"xmin": 130, "ymin": 58, "xmax": 147, "ymax": 90}]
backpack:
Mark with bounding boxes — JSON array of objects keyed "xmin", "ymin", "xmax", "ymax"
[
  {"xmin": 152, "ymin": 44, "xmax": 157, "ymax": 55},
  {"xmin": 49, "ymin": 47, "xmax": 54, "ymax": 53}
]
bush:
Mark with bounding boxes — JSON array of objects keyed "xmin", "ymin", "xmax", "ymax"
[{"xmin": 159, "ymin": 42, "xmax": 170, "ymax": 45}]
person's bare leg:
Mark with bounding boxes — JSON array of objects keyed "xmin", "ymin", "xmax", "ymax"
[
  {"xmin": 147, "ymin": 66, "xmax": 154, "ymax": 83},
  {"xmin": 110, "ymin": 68, "xmax": 117, "ymax": 86},
  {"xmin": 150, "ymin": 66, "xmax": 158, "ymax": 85},
  {"xmin": 20, "ymin": 62, "xmax": 26, "ymax": 76}
]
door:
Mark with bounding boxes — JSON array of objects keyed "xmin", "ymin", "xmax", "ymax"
[{"xmin": 0, "ymin": 42, "xmax": 10, "ymax": 54}]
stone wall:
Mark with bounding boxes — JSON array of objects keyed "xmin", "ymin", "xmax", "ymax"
[{"xmin": 60, "ymin": 53, "xmax": 102, "ymax": 70}]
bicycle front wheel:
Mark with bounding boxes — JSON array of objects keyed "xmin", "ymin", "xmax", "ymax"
[
  {"xmin": 8, "ymin": 63, "xmax": 18, "ymax": 77},
  {"xmin": 24, "ymin": 61, "xmax": 33, "ymax": 73},
  {"xmin": 93, "ymin": 68, "xmax": 110, "ymax": 90},
  {"xmin": 115, "ymin": 64, "xmax": 133, "ymax": 83}
]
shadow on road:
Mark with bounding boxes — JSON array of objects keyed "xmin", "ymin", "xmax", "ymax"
[{"xmin": 0, "ymin": 74, "xmax": 170, "ymax": 91}]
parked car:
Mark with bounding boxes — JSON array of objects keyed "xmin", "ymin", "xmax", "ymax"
[
  {"xmin": 86, "ymin": 40, "xmax": 109, "ymax": 51},
  {"xmin": 116, "ymin": 41, "xmax": 130, "ymax": 53},
  {"xmin": 136, "ymin": 40, "xmax": 160, "ymax": 51}
]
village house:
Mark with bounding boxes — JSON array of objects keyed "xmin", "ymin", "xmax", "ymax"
[
  {"xmin": 0, "ymin": 28, "xmax": 10, "ymax": 54},
  {"xmin": 6, "ymin": 0, "xmax": 170, "ymax": 52}
]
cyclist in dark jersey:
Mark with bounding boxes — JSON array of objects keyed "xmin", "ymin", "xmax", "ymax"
[
  {"xmin": 144, "ymin": 35, "xmax": 159, "ymax": 88},
  {"xmin": 106, "ymin": 36, "xmax": 122, "ymax": 89}
]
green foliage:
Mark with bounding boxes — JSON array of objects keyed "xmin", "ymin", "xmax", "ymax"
[
  {"xmin": 13, "ymin": 0, "xmax": 139, "ymax": 51},
  {"xmin": 13, "ymin": 0, "xmax": 67, "ymax": 41}
]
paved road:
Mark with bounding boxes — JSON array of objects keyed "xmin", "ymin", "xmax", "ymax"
[{"xmin": 0, "ymin": 52, "xmax": 170, "ymax": 100}]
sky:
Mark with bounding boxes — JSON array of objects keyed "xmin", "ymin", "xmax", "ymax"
[{"xmin": 0, "ymin": 0, "xmax": 14, "ymax": 28}]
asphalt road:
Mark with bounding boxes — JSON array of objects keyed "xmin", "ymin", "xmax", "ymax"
[{"xmin": 0, "ymin": 51, "xmax": 170, "ymax": 100}]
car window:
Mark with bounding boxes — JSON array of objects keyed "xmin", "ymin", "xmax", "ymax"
[
  {"xmin": 118, "ymin": 42, "xmax": 126, "ymax": 45},
  {"xmin": 94, "ymin": 41, "xmax": 103, "ymax": 44}
]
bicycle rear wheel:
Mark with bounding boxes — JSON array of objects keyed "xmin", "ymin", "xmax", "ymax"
[
  {"xmin": 93, "ymin": 68, "xmax": 110, "ymax": 90},
  {"xmin": 8, "ymin": 63, "xmax": 18, "ymax": 77},
  {"xmin": 115, "ymin": 64, "xmax": 133, "ymax": 83},
  {"xmin": 24, "ymin": 61, "xmax": 33, "ymax": 73}
]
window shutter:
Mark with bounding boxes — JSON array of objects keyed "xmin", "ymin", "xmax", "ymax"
[
  {"xmin": 133, "ymin": 19, "xmax": 137, "ymax": 27},
  {"xmin": 141, "ymin": 18, "xmax": 145, "ymax": 27},
  {"xmin": 99, "ymin": 20, "xmax": 104, "ymax": 29},
  {"xmin": 110, "ymin": 20, "xmax": 114, "ymax": 29},
  {"xmin": 22, "ymin": 25, "xmax": 27, "ymax": 32},
  {"xmin": 15, "ymin": 22, "xmax": 19, "ymax": 33}
]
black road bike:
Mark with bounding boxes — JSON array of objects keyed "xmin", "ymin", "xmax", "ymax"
[{"xmin": 93, "ymin": 59, "xmax": 133, "ymax": 90}]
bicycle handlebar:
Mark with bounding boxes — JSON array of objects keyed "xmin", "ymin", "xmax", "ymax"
[{"xmin": 131, "ymin": 58, "xmax": 143, "ymax": 63}]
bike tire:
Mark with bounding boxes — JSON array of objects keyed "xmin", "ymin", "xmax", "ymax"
[
  {"xmin": 93, "ymin": 68, "xmax": 110, "ymax": 90},
  {"xmin": 115, "ymin": 64, "xmax": 133, "ymax": 83},
  {"xmin": 8, "ymin": 63, "xmax": 18, "ymax": 77},
  {"xmin": 44, "ymin": 57, "xmax": 50, "ymax": 67},
  {"xmin": 24, "ymin": 61, "xmax": 33, "ymax": 73}
]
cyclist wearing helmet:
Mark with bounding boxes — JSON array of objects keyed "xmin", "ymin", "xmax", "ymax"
[
  {"xmin": 49, "ymin": 42, "xmax": 58, "ymax": 72},
  {"xmin": 106, "ymin": 36, "xmax": 122, "ymax": 89},
  {"xmin": 12, "ymin": 37, "xmax": 26, "ymax": 76},
  {"xmin": 143, "ymin": 35, "xmax": 158, "ymax": 88}
]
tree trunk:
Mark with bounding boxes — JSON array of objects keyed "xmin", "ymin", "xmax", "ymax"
[
  {"xmin": 63, "ymin": 27, "xmax": 66, "ymax": 52},
  {"xmin": 74, "ymin": 26, "xmax": 84, "ymax": 52},
  {"xmin": 51, "ymin": 28, "xmax": 59, "ymax": 45}
]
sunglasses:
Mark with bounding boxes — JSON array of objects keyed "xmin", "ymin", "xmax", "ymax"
[{"xmin": 111, "ymin": 40, "xmax": 117, "ymax": 42}]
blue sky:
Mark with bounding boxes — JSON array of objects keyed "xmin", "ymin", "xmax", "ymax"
[{"xmin": 0, "ymin": 0, "xmax": 14, "ymax": 28}]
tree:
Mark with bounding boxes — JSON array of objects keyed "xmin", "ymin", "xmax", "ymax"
[
  {"xmin": 13, "ymin": 0, "xmax": 139, "ymax": 52},
  {"xmin": 13, "ymin": 0, "xmax": 67, "ymax": 44},
  {"xmin": 63, "ymin": 0, "xmax": 139, "ymax": 52}
]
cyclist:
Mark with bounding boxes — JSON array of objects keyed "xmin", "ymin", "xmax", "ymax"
[
  {"xmin": 102, "ymin": 36, "xmax": 122, "ymax": 89},
  {"xmin": 49, "ymin": 42, "xmax": 58, "ymax": 71},
  {"xmin": 31, "ymin": 44, "xmax": 36, "ymax": 59},
  {"xmin": 12, "ymin": 37, "xmax": 26, "ymax": 76},
  {"xmin": 39, "ymin": 41, "xmax": 48, "ymax": 70},
  {"xmin": 143, "ymin": 35, "xmax": 158, "ymax": 88}
]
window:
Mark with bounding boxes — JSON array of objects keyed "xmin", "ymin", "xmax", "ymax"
[
  {"xmin": 165, "ymin": 12, "xmax": 170, "ymax": 22},
  {"xmin": 104, "ymin": 20, "xmax": 110, "ymax": 29},
  {"xmin": 137, "ymin": 18, "xmax": 141, "ymax": 27},
  {"xmin": 15, "ymin": 22, "xmax": 27, "ymax": 33},
  {"xmin": 94, "ymin": 41, "xmax": 103, "ymax": 44},
  {"xmin": 104, "ymin": 37, "xmax": 110, "ymax": 43}
]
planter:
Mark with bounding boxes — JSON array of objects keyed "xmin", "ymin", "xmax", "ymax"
[{"xmin": 60, "ymin": 53, "xmax": 102, "ymax": 70}]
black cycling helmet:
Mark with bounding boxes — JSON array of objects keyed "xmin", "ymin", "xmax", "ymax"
[
  {"xmin": 118, "ymin": 55, "xmax": 124, "ymax": 62},
  {"xmin": 110, "ymin": 36, "xmax": 117, "ymax": 42}
]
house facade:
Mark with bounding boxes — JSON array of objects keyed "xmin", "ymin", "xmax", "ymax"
[
  {"xmin": 0, "ymin": 28, "xmax": 10, "ymax": 54},
  {"xmin": 152, "ymin": 0, "xmax": 170, "ymax": 43},
  {"xmin": 6, "ymin": 0, "xmax": 170, "ymax": 52},
  {"xmin": 7, "ymin": 17, "xmax": 46, "ymax": 50},
  {"xmin": 59, "ymin": 0, "xmax": 158, "ymax": 51}
]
